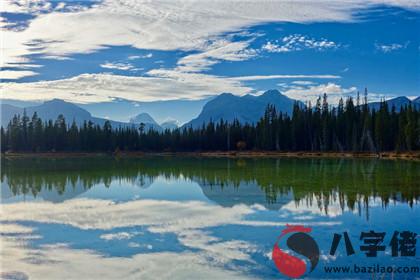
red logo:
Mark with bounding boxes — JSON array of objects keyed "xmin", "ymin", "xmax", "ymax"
[{"xmin": 272, "ymin": 225, "xmax": 320, "ymax": 278}]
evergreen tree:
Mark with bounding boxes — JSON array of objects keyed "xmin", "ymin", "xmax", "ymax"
[{"xmin": 1, "ymin": 101, "xmax": 418, "ymax": 153}]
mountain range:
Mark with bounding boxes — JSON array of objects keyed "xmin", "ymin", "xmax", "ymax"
[
  {"xmin": 0, "ymin": 99, "xmax": 140, "ymax": 129},
  {"xmin": 2, "ymin": 91, "xmax": 419, "ymax": 129},
  {"xmin": 0, "ymin": 99, "xmax": 177, "ymax": 131},
  {"xmin": 79, "ymin": 98, "xmax": 210, "ymax": 125},
  {"xmin": 1, "ymin": 97, "xmax": 209, "ymax": 125},
  {"xmin": 368, "ymin": 96, "xmax": 420, "ymax": 111},
  {"xmin": 1, "ymin": 99, "xmax": 129, "ymax": 128},
  {"xmin": 185, "ymin": 89, "xmax": 302, "ymax": 128}
]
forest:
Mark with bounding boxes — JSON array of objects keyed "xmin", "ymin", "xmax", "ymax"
[{"xmin": 1, "ymin": 93, "xmax": 419, "ymax": 153}]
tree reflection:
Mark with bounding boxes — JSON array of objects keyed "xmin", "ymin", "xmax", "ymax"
[{"xmin": 2, "ymin": 157, "xmax": 419, "ymax": 217}]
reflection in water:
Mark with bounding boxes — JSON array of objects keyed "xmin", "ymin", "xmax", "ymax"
[
  {"xmin": 2, "ymin": 157, "xmax": 419, "ymax": 215},
  {"xmin": 1, "ymin": 157, "xmax": 419, "ymax": 279}
]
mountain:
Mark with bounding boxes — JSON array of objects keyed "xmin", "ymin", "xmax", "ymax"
[
  {"xmin": 198, "ymin": 179, "xmax": 293, "ymax": 210},
  {"xmin": 185, "ymin": 89, "xmax": 302, "ymax": 128},
  {"xmin": 1, "ymin": 104, "xmax": 22, "ymax": 127},
  {"xmin": 130, "ymin": 112, "xmax": 159, "ymax": 125},
  {"xmin": 0, "ymin": 99, "xmax": 41, "ymax": 108},
  {"xmin": 129, "ymin": 112, "xmax": 162, "ymax": 131},
  {"xmin": 1, "ymin": 99, "xmax": 133, "ymax": 128},
  {"xmin": 28, "ymin": 99, "xmax": 92, "ymax": 123},
  {"xmin": 78, "ymin": 97, "xmax": 210, "ymax": 125},
  {"xmin": 160, "ymin": 119, "xmax": 179, "ymax": 131},
  {"xmin": 1, "ymin": 97, "xmax": 210, "ymax": 125},
  {"xmin": 368, "ymin": 96, "xmax": 420, "ymax": 111}
]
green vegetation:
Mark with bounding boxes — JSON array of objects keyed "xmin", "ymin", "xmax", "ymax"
[{"xmin": 1, "ymin": 93, "xmax": 419, "ymax": 152}]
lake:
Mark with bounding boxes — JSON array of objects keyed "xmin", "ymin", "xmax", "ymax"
[{"xmin": 1, "ymin": 156, "xmax": 419, "ymax": 279}]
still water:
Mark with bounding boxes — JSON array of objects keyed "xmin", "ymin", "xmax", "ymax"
[{"xmin": 1, "ymin": 157, "xmax": 419, "ymax": 279}]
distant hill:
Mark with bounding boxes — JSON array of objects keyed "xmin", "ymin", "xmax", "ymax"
[
  {"xmin": 1, "ymin": 99, "xmax": 134, "ymax": 129},
  {"xmin": 78, "ymin": 97, "xmax": 209, "ymax": 125},
  {"xmin": 1, "ymin": 104, "xmax": 22, "ymax": 127},
  {"xmin": 198, "ymin": 179, "xmax": 293, "ymax": 210},
  {"xmin": 28, "ymin": 99, "xmax": 92, "ymax": 123},
  {"xmin": 160, "ymin": 119, "xmax": 179, "ymax": 131},
  {"xmin": 1, "ymin": 97, "xmax": 210, "ymax": 126},
  {"xmin": 185, "ymin": 89, "xmax": 302, "ymax": 128},
  {"xmin": 368, "ymin": 96, "xmax": 420, "ymax": 111},
  {"xmin": 129, "ymin": 112, "xmax": 162, "ymax": 131},
  {"xmin": 0, "ymin": 99, "xmax": 41, "ymax": 108},
  {"xmin": 130, "ymin": 112, "xmax": 159, "ymax": 125}
]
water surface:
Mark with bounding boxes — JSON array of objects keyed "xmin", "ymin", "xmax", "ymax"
[{"xmin": 1, "ymin": 157, "xmax": 419, "ymax": 279}]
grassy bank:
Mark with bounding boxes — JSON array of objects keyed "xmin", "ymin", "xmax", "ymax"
[{"xmin": 2, "ymin": 151, "xmax": 420, "ymax": 160}]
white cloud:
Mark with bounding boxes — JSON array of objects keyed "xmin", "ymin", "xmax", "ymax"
[
  {"xmin": 0, "ymin": 1, "xmax": 336, "ymax": 69},
  {"xmin": 0, "ymin": 70, "xmax": 38, "ymax": 80},
  {"xmin": 0, "ymin": 0, "xmax": 92, "ymax": 15},
  {"xmin": 375, "ymin": 41, "xmax": 409, "ymax": 53},
  {"xmin": 55, "ymin": 2, "xmax": 66, "ymax": 11},
  {"xmin": 2, "ymin": 0, "xmax": 419, "ymax": 70},
  {"xmin": 0, "ymin": 198, "xmax": 338, "ymax": 233},
  {"xmin": 261, "ymin": 41, "xmax": 290, "ymax": 53},
  {"xmin": 282, "ymin": 82, "xmax": 357, "ymax": 104},
  {"xmin": 176, "ymin": 39, "xmax": 258, "ymax": 73},
  {"xmin": 276, "ymin": 83, "xmax": 288, "ymax": 88},
  {"xmin": 41, "ymin": 55, "xmax": 74, "ymax": 60},
  {"xmin": 262, "ymin": 34, "xmax": 339, "ymax": 53},
  {"xmin": 0, "ymin": 198, "xmax": 263, "ymax": 276},
  {"xmin": 100, "ymin": 231, "xmax": 136, "ymax": 240},
  {"xmin": 230, "ymin": 74, "xmax": 341, "ymax": 81},
  {"xmin": 100, "ymin": 62, "xmax": 135, "ymax": 71},
  {"xmin": 0, "ymin": 188, "xmax": 399, "ymax": 280},
  {"xmin": 0, "ymin": 0, "xmax": 53, "ymax": 14},
  {"xmin": 291, "ymin": 81, "xmax": 316, "ymax": 85},
  {"xmin": 0, "ymin": 237, "xmax": 254, "ymax": 280},
  {"xmin": 0, "ymin": 223, "xmax": 33, "ymax": 234},
  {"xmin": 1, "ymin": 1, "xmax": 418, "ymax": 102},
  {"xmin": 0, "ymin": 197, "xmax": 340, "ymax": 276},
  {"xmin": 0, "ymin": 187, "xmax": 355, "ymax": 280},
  {"xmin": 0, "ymin": 72, "xmax": 253, "ymax": 103},
  {"xmin": 4, "ymin": 63, "xmax": 43, "ymax": 69},
  {"xmin": 128, "ymin": 53, "xmax": 153, "ymax": 60},
  {"xmin": 0, "ymin": 191, "xmax": 388, "ymax": 279},
  {"xmin": 1, "ymin": 72, "xmax": 346, "ymax": 103}
]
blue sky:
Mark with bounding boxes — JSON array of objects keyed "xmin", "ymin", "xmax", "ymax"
[{"xmin": 1, "ymin": 0, "xmax": 419, "ymax": 105}]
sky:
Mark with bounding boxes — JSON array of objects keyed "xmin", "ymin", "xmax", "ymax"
[{"xmin": 1, "ymin": 0, "xmax": 419, "ymax": 105}]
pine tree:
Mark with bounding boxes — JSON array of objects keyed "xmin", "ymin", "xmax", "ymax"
[{"xmin": 1, "ymin": 98, "xmax": 418, "ymax": 153}]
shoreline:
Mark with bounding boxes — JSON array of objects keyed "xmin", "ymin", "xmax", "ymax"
[{"xmin": 2, "ymin": 151, "xmax": 420, "ymax": 160}]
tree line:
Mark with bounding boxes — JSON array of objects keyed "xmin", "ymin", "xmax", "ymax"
[{"xmin": 1, "ymin": 93, "xmax": 419, "ymax": 153}]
